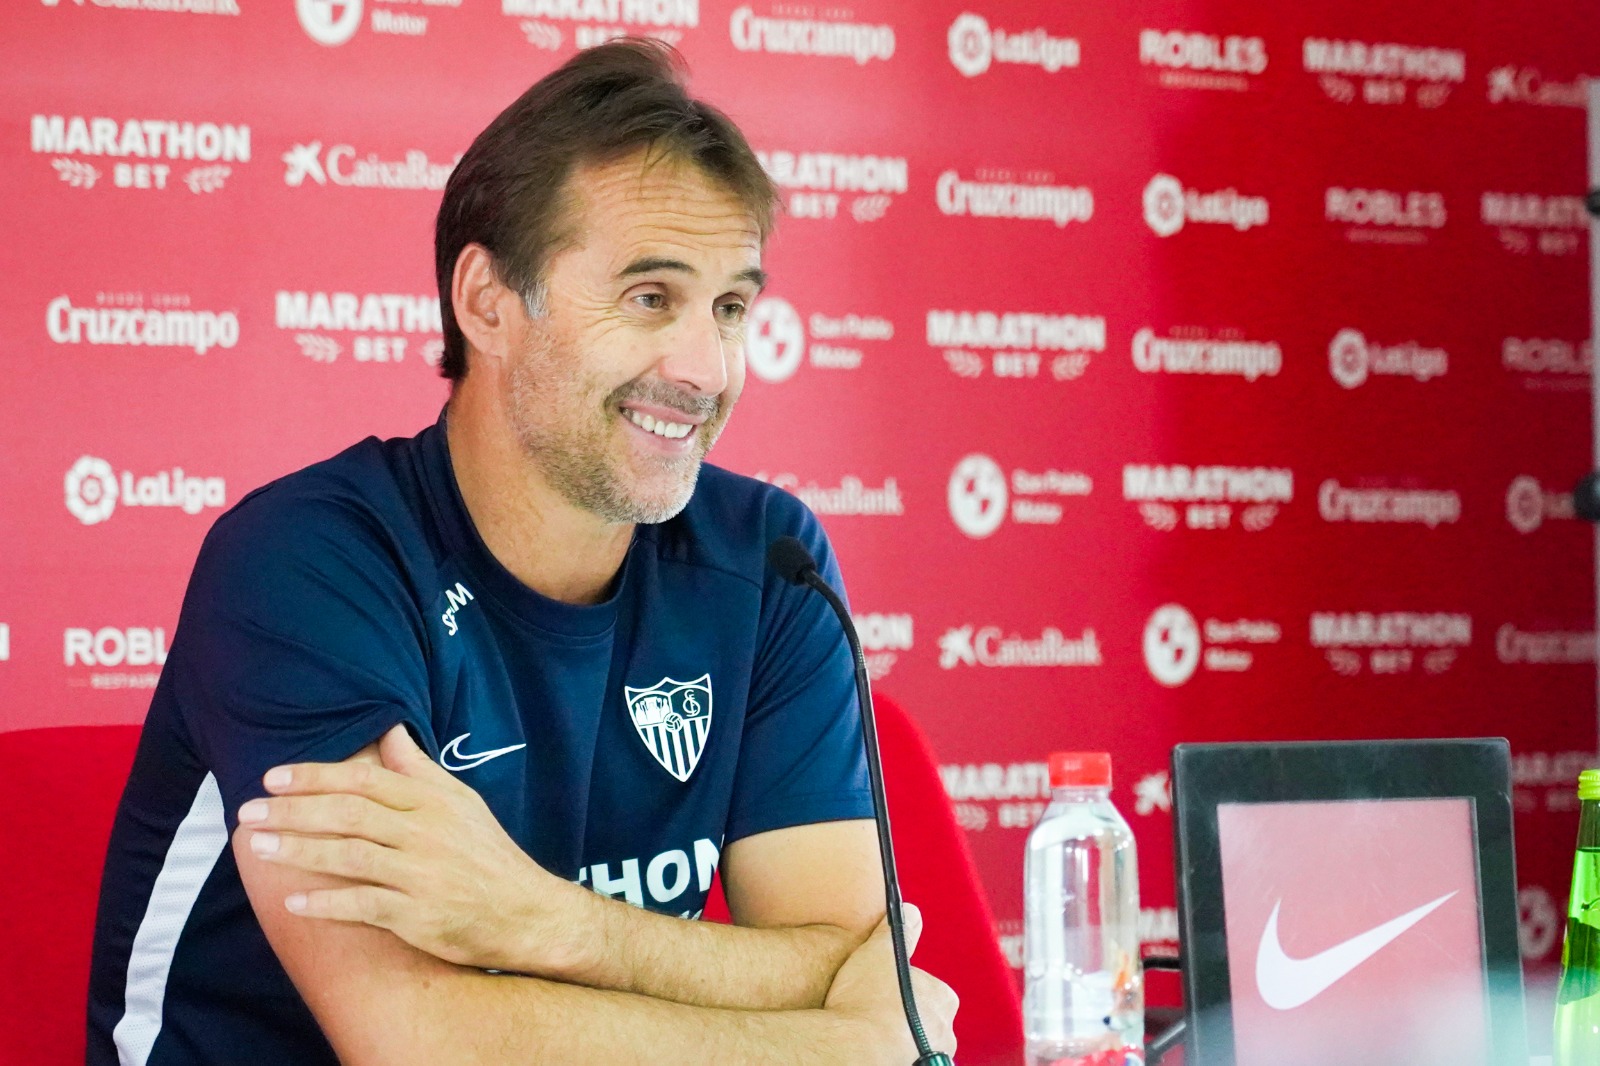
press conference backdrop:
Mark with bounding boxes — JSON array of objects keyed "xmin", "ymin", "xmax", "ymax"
[{"xmin": 3, "ymin": 0, "xmax": 1595, "ymax": 997}]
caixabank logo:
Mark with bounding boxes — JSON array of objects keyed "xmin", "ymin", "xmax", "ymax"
[
  {"xmin": 505, "ymin": 0, "xmax": 699, "ymax": 52},
  {"xmin": 929, "ymin": 308, "xmax": 1103, "ymax": 382},
  {"xmin": 31, "ymin": 114, "xmax": 249, "ymax": 193},
  {"xmin": 1142, "ymin": 173, "xmax": 1267, "ymax": 236},
  {"xmin": 937, "ymin": 623, "xmax": 1101, "ymax": 670},
  {"xmin": 1142, "ymin": 604, "xmax": 1281, "ymax": 686},
  {"xmin": 946, "ymin": 11, "xmax": 1079, "ymax": 78},
  {"xmin": 1301, "ymin": 37, "xmax": 1464, "ymax": 107},
  {"xmin": 756, "ymin": 149, "xmax": 906, "ymax": 223},
  {"xmin": 753, "ymin": 471, "xmax": 903, "ymax": 517},
  {"xmin": 1487, "ymin": 65, "xmax": 1587, "ymax": 108},
  {"xmin": 283, "ymin": 139, "xmax": 459, "ymax": 191},
  {"xmin": 275, "ymin": 290, "xmax": 444, "ymax": 366},
  {"xmin": 947, "ymin": 454, "xmax": 1091, "ymax": 538},
  {"xmin": 745, "ymin": 295, "xmax": 890, "ymax": 383},
  {"xmin": 65, "ymin": 456, "xmax": 226, "ymax": 526}
]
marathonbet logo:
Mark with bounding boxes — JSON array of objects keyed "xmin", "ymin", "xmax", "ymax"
[
  {"xmin": 275, "ymin": 290, "xmax": 444, "ymax": 366},
  {"xmin": 929, "ymin": 308, "xmax": 1104, "ymax": 382},
  {"xmin": 947, "ymin": 12, "xmax": 1080, "ymax": 78},
  {"xmin": 1302, "ymin": 37, "xmax": 1464, "ymax": 107},
  {"xmin": 855, "ymin": 612, "xmax": 913, "ymax": 681},
  {"xmin": 31, "ymin": 114, "xmax": 249, "ymax": 193},
  {"xmin": 1311, "ymin": 611, "xmax": 1471, "ymax": 676},
  {"xmin": 1481, "ymin": 192, "xmax": 1588, "ymax": 257},
  {"xmin": 757, "ymin": 149, "xmax": 906, "ymax": 223},
  {"xmin": 504, "ymin": 0, "xmax": 699, "ymax": 50},
  {"xmin": 65, "ymin": 456, "xmax": 225, "ymax": 526},
  {"xmin": 1142, "ymin": 173, "xmax": 1267, "ymax": 236},
  {"xmin": 948, "ymin": 454, "xmax": 1092, "ymax": 538},
  {"xmin": 1142, "ymin": 604, "xmax": 1280, "ymax": 686},
  {"xmin": 745, "ymin": 295, "xmax": 891, "ymax": 383},
  {"xmin": 1123, "ymin": 464, "xmax": 1291, "ymax": 532}
]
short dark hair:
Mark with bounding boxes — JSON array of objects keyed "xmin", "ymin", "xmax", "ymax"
[{"xmin": 433, "ymin": 39, "xmax": 778, "ymax": 381}]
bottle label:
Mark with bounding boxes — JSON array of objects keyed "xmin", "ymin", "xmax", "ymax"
[{"xmin": 1036, "ymin": 1049, "xmax": 1145, "ymax": 1066}]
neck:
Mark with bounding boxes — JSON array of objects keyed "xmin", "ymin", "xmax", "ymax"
[{"xmin": 444, "ymin": 375, "xmax": 633, "ymax": 606}]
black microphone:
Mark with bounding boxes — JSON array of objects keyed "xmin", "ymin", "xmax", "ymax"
[{"xmin": 767, "ymin": 535, "xmax": 954, "ymax": 1066}]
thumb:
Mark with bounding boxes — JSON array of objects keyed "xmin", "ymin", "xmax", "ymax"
[
  {"xmin": 378, "ymin": 724, "xmax": 438, "ymax": 777},
  {"xmin": 898, "ymin": 901, "xmax": 923, "ymax": 956}
]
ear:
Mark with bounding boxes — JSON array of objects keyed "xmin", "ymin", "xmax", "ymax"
[{"xmin": 451, "ymin": 243, "xmax": 520, "ymax": 370}]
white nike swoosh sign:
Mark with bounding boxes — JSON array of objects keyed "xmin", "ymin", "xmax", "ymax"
[
  {"xmin": 439, "ymin": 733, "xmax": 527, "ymax": 772},
  {"xmin": 1255, "ymin": 890, "xmax": 1457, "ymax": 1010}
]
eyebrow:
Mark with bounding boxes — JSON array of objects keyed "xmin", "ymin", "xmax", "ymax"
[{"xmin": 616, "ymin": 256, "xmax": 768, "ymax": 293}]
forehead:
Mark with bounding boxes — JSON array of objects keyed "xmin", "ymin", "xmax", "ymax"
[{"xmin": 559, "ymin": 151, "xmax": 763, "ymax": 276}]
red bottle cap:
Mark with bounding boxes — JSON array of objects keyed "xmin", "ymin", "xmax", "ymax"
[{"xmin": 1049, "ymin": 752, "xmax": 1112, "ymax": 789}]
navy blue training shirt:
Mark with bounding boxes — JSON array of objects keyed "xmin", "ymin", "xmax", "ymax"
[{"xmin": 88, "ymin": 412, "xmax": 873, "ymax": 1065}]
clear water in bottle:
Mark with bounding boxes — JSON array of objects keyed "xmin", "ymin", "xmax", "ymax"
[{"xmin": 1024, "ymin": 752, "xmax": 1144, "ymax": 1066}]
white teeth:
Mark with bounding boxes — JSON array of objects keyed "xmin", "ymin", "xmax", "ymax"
[{"xmin": 625, "ymin": 409, "xmax": 693, "ymax": 440}]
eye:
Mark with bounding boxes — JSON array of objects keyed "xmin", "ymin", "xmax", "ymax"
[
  {"xmin": 716, "ymin": 300, "xmax": 747, "ymax": 323},
  {"xmin": 633, "ymin": 292, "xmax": 667, "ymax": 311}
]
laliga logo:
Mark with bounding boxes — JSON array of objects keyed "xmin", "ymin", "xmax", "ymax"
[
  {"xmin": 1328, "ymin": 328, "xmax": 1370, "ymax": 389},
  {"xmin": 746, "ymin": 297, "xmax": 805, "ymax": 383},
  {"xmin": 297, "ymin": 0, "xmax": 362, "ymax": 46},
  {"xmin": 948, "ymin": 454, "xmax": 1008, "ymax": 538},
  {"xmin": 64, "ymin": 456, "xmax": 118, "ymax": 526},
  {"xmin": 1142, "ymin": 174, "xmax": 1186, "ymax": 237},
  {"xmin": 1505, "ymin": 476, "xmax": 1546, "ymax": 534},
  {"xmin": 64, "ymin": 455, "xmax": 225, "ymax": 525},
  {"xmin": 948, "ymin": 13, "xmax": 993, "ymax": 77},
  {"xmin": 1144, "ymin": 604, "xmax": 1201, "ymax": 686}
]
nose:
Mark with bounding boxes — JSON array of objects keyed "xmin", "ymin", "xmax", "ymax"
[{"xmin": 659, "ymin": 308, "xmax": 730, "ymax": 397}]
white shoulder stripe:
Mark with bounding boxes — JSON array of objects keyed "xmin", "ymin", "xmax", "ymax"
[{"xmin": 113, "ymin": 772, "xmax": 228, "ymax": 1066}]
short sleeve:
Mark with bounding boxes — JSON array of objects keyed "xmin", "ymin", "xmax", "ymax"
[
  {"xmin": 171, "ymin": 485, "xmax": 434, "ymax": 827},
  {"xmin": 723, "ymin": 495, "xmax": 874, "ymax": 843}
]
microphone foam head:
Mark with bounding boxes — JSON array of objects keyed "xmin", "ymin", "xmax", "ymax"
[{"xmin": 766, "ymin": 536, "xmax": 817, "ymax": 586}]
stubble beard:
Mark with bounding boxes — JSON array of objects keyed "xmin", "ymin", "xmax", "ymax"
[{"xmin": 507, "ymin": 331, "xmax": 729, "ymax": 525}]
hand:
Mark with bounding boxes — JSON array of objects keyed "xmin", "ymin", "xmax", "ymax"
[
  {"xmin": 824, "ymin": 904, "xmax": 958, "ymax": 1066},
  {"xmin": 237, "ymin": 725, "xmax": 594, "ymax": 975}
]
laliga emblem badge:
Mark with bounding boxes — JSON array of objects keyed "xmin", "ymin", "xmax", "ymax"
[{"xmin": 625, "ymin": 674, "xmax": 713, "ymax": 783}]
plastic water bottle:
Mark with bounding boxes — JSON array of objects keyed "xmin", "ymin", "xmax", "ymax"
[
  {"xmin": 1555, "ymin": 769, "xmax": 1600, "ymax": 1064},
  {"xmin": 1024, "ymin": 752, "xmax": 1144, "ymax": 1066}
]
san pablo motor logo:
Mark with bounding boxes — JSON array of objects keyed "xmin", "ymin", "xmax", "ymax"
[{"xmin": 625, "ymin": 674, "xmax": 713, "ymax": 783}]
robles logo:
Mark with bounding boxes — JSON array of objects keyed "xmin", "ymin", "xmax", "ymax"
[
  {"xmin": 1503, "ymin": 337, "xmax": 1593, "ymax": 392},
  {"xmin": 929, "ymin": 308, "xmax": 1104, "ymax": 382},
  {"xmin": 1139, "ymin": 29, "xmax": 1267, "ymax": 92},
  {"xmin": 1325, "ymin": 187, "xmax": 1446, "ymax": 245},
  {"xmin": 1142, "ymin": 173, "xmax": 1268, "ymax": 236},
  {"xmin": 946, "ymin": 12, "xmax": 1080, "ymax": 78},
  {"xmin": 1328, "ymin": 328, "xmax": 1447, "ymax": 389},
  {"xmin": 65, "ymin": 455, "xmax": 225, "ymax": 525},
  {"xmin": 948, "ymin": 454, "xmax": 1091, "ymax": 538}
]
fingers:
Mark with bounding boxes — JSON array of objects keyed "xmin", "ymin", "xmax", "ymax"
[
  {"xmin": 284, "ymin": 884, "xmax": 408, "ymax": 927},
  {"xmin": 379, "ymin": 724, "xmax": 453, "ymax": 782},
  {"xmin": 900, "ymin": 901, "xmax": 923, "ymax": 955},
  {"xmin": 238, "ymin": 793, "xmax": 411, "ymax": 848},
  {"xmin": 247, "ymin": 829, "xmax": 413, "ymax": 890},
  {"xmin": 262, "ymin": 752, "xmax": 421, "ymax": 810},
  {"xmin": 911, "ymin": 969, "xmax": 959, "ymax": 1056}
]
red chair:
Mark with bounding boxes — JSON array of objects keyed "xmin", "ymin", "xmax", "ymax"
[
  {"xmin": 0, "ymin": 724, "xmax": 142, "ymax": 1065},
  {"xmin": 705, "ymin": 692, "xmax": 1025, "ymax": 1066}
]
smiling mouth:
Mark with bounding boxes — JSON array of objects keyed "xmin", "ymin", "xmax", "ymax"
[{"xmin": 622, "ymin": 408, "xmax": 696, "ymax": 441}]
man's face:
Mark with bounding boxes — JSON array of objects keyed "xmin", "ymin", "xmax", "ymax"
[{"xmin": 504, "ymin": 152, "xmax": 765, "ymax": 525}]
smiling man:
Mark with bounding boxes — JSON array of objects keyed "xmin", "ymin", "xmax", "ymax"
[{"xmin": 88, "ymin": 41, "xmax": 956, "ymax": 1066}]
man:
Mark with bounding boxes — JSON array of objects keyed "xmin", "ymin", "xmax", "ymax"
[{"xmin": 88, "ymin": 40, "xmax": 957, "ymax": 1065}]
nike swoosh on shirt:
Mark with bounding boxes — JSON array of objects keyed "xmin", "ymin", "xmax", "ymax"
[
  {"xmin": 439, "ymin": 733, "xmax": 527, "ymax": 772},
  {"xmin": 1255, "ymin": 890, "xmax": 1457, "ymax": 1010}
]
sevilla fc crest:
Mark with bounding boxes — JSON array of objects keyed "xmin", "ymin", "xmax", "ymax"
[{"xmin": 625, "ymin": 674, "xmax": 713, "ymax": 782}]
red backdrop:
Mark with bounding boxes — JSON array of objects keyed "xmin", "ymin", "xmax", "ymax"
[{"xmin": 3, "ymin": 0, "xmax": 1596, "ymax": 1021}]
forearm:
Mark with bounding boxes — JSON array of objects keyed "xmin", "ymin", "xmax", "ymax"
[
  {"xmin": 558, "ymin": 890, "xmax": 867, "ymax": 1010},
  {"xmin": 334, "ymin": 960, "xmax": 874, "ymax": 1066}
]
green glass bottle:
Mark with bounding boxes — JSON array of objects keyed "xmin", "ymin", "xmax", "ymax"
[{"xmin": 1556, "ymin": 769, "xmax": 1600, "ymax": 1065}]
